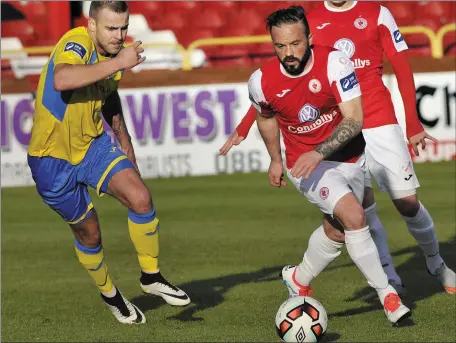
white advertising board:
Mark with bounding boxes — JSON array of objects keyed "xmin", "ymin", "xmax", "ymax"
[{"xmin": 1, "ymin": 71, "xmax": 455, "ymax": 188}]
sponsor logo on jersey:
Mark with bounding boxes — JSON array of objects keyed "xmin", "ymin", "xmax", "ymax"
[
  {"xmin": 309, "ymin": 79, "xmax": 322, "ymax": 93},
  {"xmin": 340, "ymin": 71, "xmax": 359, "ymax": 92},
  {"xmin": 334, "ymin": 38, "xmax": 355, "ymax": 58},
  {"xmin": 64, "ymin": 42, "xmax": 87, "ymax": 59},
  {"xmin": 288, "ymin": 110, "xmax": 338, "ymax": 134},
  {"xmin": 334, "ymin": 39, "xmax": 370, "ymax": 69},
  {"xmin": 298, "ymin": 104, "xmax": 320, "ymax": 123},
  {"xmin": 393, "ymin": 29, "xmax": 404, "ymax": 43},
  {"xmin": 352, "ymin": 58, "xmax": 371, "ymax": 69},
  {"xmin": 354, "ymin": 17, "xmax": 368, "ymax": 30},
  {"xmin": 277, "ymin": 89, "xmax": 291, "ymax": 98},
  {"xmin": 317, "ymin": 23, "xmax": 331, "ymax": 30}
]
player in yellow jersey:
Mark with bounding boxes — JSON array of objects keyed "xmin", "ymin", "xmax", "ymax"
[{"xmin": 27, "ymin": 1, "xmax": 190, "ymax": 324}]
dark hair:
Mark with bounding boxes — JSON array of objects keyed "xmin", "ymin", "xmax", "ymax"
[
  {"xmin": 89, "ymin": 1, "xmax": 129, "ymax": 19},
  {"xmin": 265, "ymin": 5, "xmax": 310, "ymax": 36}
]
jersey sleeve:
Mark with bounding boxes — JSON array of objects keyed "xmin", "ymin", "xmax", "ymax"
[
  {"xmin": 53, "ymin": 34, "xmax": 93, "ymax": 66},
  {"xmin": 327, "ymin": 50, "xmax": 361, "ymax": 103},
  {"xmin": 377, "ymin": 5, "xmax": 408, "ymax": 57},
  {"xmin": 247, "ymin": 69, "xmax": 275, "ymax": 116}
]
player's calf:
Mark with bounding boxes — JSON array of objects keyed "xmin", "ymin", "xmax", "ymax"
[
  {"xmin": 397, "ymin": 198, "xmax": 456, "ymax": 293},
  {"xmin": 333, "ymin": 193, "xmax": 412, "ymax": 323}
]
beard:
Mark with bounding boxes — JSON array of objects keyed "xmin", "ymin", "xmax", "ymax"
[
  {"xmin": 279, "ymin": 42, "xmax": 312, "ymax": 76},
  {"xmin": 97, "ymin": 40, "xmax": 122, "ymax": 57}
]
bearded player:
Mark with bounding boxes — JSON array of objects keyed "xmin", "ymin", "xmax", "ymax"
[
  {"xmin": 248, "ymin": 6, "xmax": 410, "ymax": 325},
  {"xmin": 27, "ymin": 1, "xmax": 190, "ymax": 324},
  {"xmin": 221, "ymin": 1, "xmax": 455, "ymax": 296}
]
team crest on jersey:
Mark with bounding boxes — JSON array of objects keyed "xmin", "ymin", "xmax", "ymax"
[
  {"xmin": 334, "ymin": 38, "xmax": 355, "ymax": 58},
  {"xmin": 309, "ymin": 79, "xmax": 322, "ymax": 93},
  {"xmin": 354, "ymin": 17, "xmax": 368, "ymax": 30},
  {"xmin": 298, "ymin": 104, "xmax": 320, "ymax": 123}
]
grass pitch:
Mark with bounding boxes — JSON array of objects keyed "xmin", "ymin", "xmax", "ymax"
[{"xmin": 2, "ymin": 162, "xmax": 455, "ymax": 342}]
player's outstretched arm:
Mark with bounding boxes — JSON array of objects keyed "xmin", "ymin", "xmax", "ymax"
[
  {"xmin": 377, "ymin": 5, "xmax": 437, "ymax": 155},
  {"xmin": 388, "ymin": 52, "xmax": 437, "ymax": 155},
  {"xmin": 102, "ymin": 90, "xmax": 138, "ymax": 171},
  {"xmin": 315, "ymin": 96, "xmax": 363, "ymax": 159},
  {"xmin": 237, "ymin": 105, "xmax": 257, "ymax": 137},
  {"xmin": 54, "ymin": 41, "xmax": 146, "ymax": 91},
  {"xmin": 219, "ymin": 105, "xmax": 256, "ymax": 156}
]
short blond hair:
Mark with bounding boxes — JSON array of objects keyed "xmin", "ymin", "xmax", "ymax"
[{"xmin": 89, "ymin": 1, "xmax": 129, "ymax": 19}]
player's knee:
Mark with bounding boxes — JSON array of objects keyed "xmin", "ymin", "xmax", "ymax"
[
  {"xmin": 393, "ymin": 195, "xmax": 420, "ymax": 217},
  {"xmin": 342, "ymin": 204, "xmax": 366, "ymax": 230},
  {"xmin": 334, "ymin": 193, "xmax": 366, "ymax": 230},
  {"xmin": 129, "ymin": 187, "xmax": 153, "ymax": 214},
  {"xmin": 85, "ymin": 230, "xmax": 101, "ymax": 247}
]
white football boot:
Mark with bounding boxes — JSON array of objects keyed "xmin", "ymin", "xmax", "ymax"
[
  {"xmin": 382, "ymin": 292, "xmax": 411, "ymax": 326},
  {"xmin": 427, "ymin": 261, "xmax": 456, "ymax": 294},
  {"xmin": 101, "ymin": 287, "xmax": 146, "ymax": 324},
  {"xmin": 280, "ymin": 265, "xmax": 314, "ymax": 298},
  {"xmin": 389, "ymin": 279, "xmax": 407, "ymax": 298},
  {"xmin": 140, "ymin": 271, "xmax": 191, "ymax": 306}
]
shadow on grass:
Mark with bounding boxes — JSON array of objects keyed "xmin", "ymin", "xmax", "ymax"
[
  {"xmin": 131, "ymin": 266, "xmax": 282, "ymax": 322},
  {"xmin": 326, "ymin": 236, "xmax": 455, "ymax": 327}
]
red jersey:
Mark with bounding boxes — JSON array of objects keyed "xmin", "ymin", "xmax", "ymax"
[
  {"xmin": 248, "ymin": 45, "xmax": 365, "ymax": 169},
  {"xmin": 307, "ymin": 2, "xmax": 408, "ymax": 129}
]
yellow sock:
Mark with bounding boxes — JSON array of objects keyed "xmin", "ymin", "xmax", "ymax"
[
  {"xmin": 74, "ymin": 241, "xmax": 114, "ymax": 294},
  {"xmin": 128, "ymin": 208, "xmax": 159, "ymax": 273}
]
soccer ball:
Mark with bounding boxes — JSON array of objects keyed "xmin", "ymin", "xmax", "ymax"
[{"xmin": 275, "ymin": 296, "xmax": 328, "ymax": 342}]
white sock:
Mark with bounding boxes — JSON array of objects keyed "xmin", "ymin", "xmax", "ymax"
[
  {"xmin": 295, "ymin": 226, "xmax": 344, "ymax": 286},
  {"xmin": 402, "ymin": 202, "xmax": 443, "ymax": 273},
  {"xmin": 365, "ymin": 204, "xmax": 401, "ymax": 284},
  {"xmin": 101, "ymin": 287, "xmax": 117, "ymax": 298},
  {"xmin": 344, "ymin": 226, "xmax": 389, "ymax": 290},
  {"xmin": 377, "ymin": 284, "xmax": 399, "ymax": 306}
]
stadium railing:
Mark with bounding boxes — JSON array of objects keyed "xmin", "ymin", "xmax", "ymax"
[
  {"xmin": 1, "ymin": 25, "xmax": 454, "ymax": 72},
  {"xmin": 2, "ymin": 42, "xmax": 186, "ymax": 57},
  {"xmin": 181, "ymin": 25, "xmax": 451, "ymax": 70},
  {"xmin": 435, "ymin": 23, "xmax": 456, "ymax": 58}
]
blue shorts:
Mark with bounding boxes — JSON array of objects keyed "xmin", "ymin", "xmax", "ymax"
[{"xmin": 27, "ymin": 133, "xmax": 135, "ymax": 224}]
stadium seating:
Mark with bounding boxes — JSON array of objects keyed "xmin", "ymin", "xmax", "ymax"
[{"xmin": 1, "ymin": 1, "xmax": 455, "ymax": 72}]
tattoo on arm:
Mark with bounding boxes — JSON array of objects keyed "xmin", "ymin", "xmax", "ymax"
[
  {"xmin": 315, "ymin": 117, "xmax": 362, "ymax": 158},
  {"xmin": 111, "ymin": 113, "xmax": 130, "ymax": 141}
]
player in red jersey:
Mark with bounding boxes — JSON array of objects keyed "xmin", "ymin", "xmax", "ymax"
[
  {"xmin": 221, "ymin": 1, "xmax": 455, "ymax": 295},
  {"xmin": 247, "ymin": 6, "xmax": 410, "ymax": 325}
]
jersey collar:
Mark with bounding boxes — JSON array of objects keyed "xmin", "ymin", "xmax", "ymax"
[
  {"xmin": 324, "ymin": 1, "xmax": 358, "ymax": 12},
  {"xmin": 279, "ymin": 49, "xmax": 314, "ymax": 78}
]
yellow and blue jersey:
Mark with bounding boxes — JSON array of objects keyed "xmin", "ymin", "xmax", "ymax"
[
  {"xmin": 28, "ymin": 26, "xmax": 123, "ymax": 165},
  {"xmin": 27, "ymin": 27, "xmax": 134, "ymax": 225}
]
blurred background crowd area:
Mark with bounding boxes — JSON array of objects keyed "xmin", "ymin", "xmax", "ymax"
[{"xmin": 1, "ymin": 1, "xmax": 455, "ymax": 83}]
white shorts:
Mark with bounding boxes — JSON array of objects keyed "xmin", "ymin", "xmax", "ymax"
[
  {"xmin": 363, "ymin": 124, "xmax": 420, "ymax": 197},
  {"xmin": 286, "ymin": 153, "xmax": 366, "ymax": 215}
]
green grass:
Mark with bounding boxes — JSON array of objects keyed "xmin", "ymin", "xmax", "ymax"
[{"xmin": 2, "ymin": 161, "xmax": 456, "ymax": 342}]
